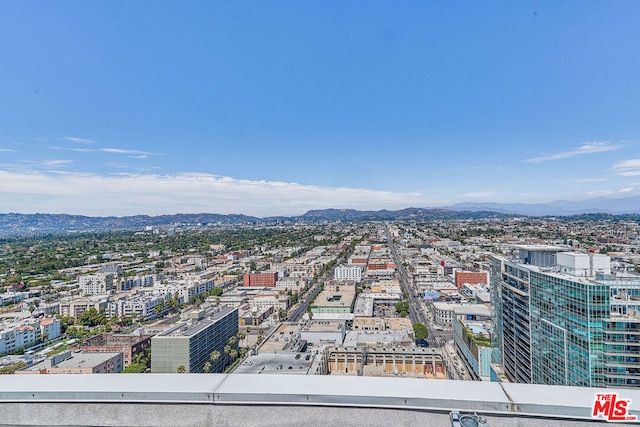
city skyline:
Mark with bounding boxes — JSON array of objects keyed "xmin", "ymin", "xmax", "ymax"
[{"xmin": 1, "ymin": 2, "xmax": 640, "ymax": 216}]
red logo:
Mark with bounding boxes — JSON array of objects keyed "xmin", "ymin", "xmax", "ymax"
[{"xmin": 592, "ymin": 393, "xmax": 637, "ymax": 422}]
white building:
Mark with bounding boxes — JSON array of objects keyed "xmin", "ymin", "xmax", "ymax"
[
  {"xmin": 116, "ymin": 274, "xmax": 155, "ymax": 291},
  {"xmin": 275, "ymin": 278, "xmax": 305, "ymax": 293},
  {"xmin": 249, "ymin": 294, "xmax": 290, "ymax": 313},
  {"xmin": 79, "ymin": 273, "xmax": 114, "ymax": 295},
  {"xmin": 334, "ymin": 265, "xmax": 362, "ymax": 282},
  {"xmin": 152, "ymin": 279, "xmax": 216, "ymax": 304},
  {"xmin": 106, "ymin": 293, "xmax": 170, "ymax": 321},
  {"xmin": 0, "ymin": 320, "xmax": 42, "ymax": 355},
  {"xmin": 39, "ymin": 317, "xmax": 61, "ymax": 342}
]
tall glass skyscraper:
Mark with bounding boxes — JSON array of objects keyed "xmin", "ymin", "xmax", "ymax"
[{"xmin": 492, "ymin": 246, "xmax": 640, "ymax": 388}]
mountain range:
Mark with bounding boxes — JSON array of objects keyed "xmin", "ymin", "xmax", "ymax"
[{"xmin": 1, "ymin": 195, "xmax": 639, "ymax": 237}]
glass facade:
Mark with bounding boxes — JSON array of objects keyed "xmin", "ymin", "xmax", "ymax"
[
  {"xmin": 529, "ymin": 272, "xmax": 609, "ymax": 387},
  {"xmin": 604, "ymin": 317, "xmax": 640, "ymax": 387},
  {"xmin": 490, "ymin": 256, "xmax": 532, "ymax": 384}
]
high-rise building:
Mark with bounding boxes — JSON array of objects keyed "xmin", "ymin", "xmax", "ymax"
[
  {"xmin": 492, "ymin": 246, "xmax": 640, "ymax": 388},
  {"xmin": 151, "ymin": 306, "xmax": 238, "ymax": 373}
]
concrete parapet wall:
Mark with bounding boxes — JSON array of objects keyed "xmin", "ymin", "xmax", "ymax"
[{"xmin": 1, "ymin": 374, "xmax": 639, "ymax": 426}]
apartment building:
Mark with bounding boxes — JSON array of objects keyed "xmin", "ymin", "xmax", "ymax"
[
  {"xmin": 153, "ymin": 278, "xmax": 216, "ymax": 304},
  {"xmin": 151, "ymin": 307, "xmax": 238, "ymax": 373},
  {"xmin": 334, "ymin": 265, "xmax": 362, "ymax": 282},
  {"xmin": 106, "ymin": 293, "xmax": 169, "ymax": 321},
  {"xmin": 79, "ymin": 273, "xmax": 114, "ymax": 295},
  {"xmin": 0, "ymin": 319, "xmax": 42, "ymax": 355},
  {"xmin": 243, "ymin": 272, "xmax": 278, "ymax": 287},
  {"xmin": 454, "ymin": 271, "xmax": 488, "ymax": 289}
]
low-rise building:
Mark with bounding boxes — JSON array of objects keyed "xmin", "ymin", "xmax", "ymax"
[
  {"xmin": 81, "ymin": 333, "xmax": 153, "ymax": 367},
  {"xmin": 59, "ymin": 296, "xmax": 108, "ymax": 318},
  {"xmin": 310, "ymin": 291, "xmax": 356, "ymax": 315},
  {"xmin": 300, "ymin": 320, "xmax": 346, "ymax": 345},
  {"xmin": 106, "ymin": 293, "xmax": 169, "ymax": 321},
  {"xmin": 0, "ymin": 319, "xmax": 42, "ymax": 355},
  {"xmin": 152, "ymin": 279, "xmax": 216, "ymax": 304},
  {"xmin": 39, "ymin": 317, "xmax": 61, "ymax": 342},
  {"xmin": 17, "ymin": 350, "xmax": 123, "ymax": 374},
  {"xmin": 243, "ymin": 272, "xmax": 278, "ymax": 287},
  {"xmin": 334, "ymin": 265, "xmax": 362, "ymax": 282}
]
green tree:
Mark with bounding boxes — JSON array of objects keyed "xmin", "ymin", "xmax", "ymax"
[
  {"xmin": 177, "ymin": 365, "xmax": 186, "ymax": 373},
  {"xmin": 123, "ymin": 363, "xmax": 147, "ymax": 373},
  {"xmin": 395, "ymin": 301, "xmax": 410, "ymax": 317},
  {"xmin": 413, "ymin": 322, "xmax": 429, "ymax": 341},
  {"xmin": 203, "ymin": 362, "xmax": 212, "ymax": 373},
  {"xmin": 210, "ymin": 350, "xmax": 221, "ymax": 363},
  {"xmin": 77, "ymin": 308, "xmax": 107, "ymax": 327}
]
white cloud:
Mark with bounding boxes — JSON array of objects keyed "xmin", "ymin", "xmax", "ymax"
[
  {"xmin": 526, "ymin": 141, "xmax": 622, "ymax": 163},
  {"xmin": 99, "ymin": 148, "xmax": 158, "ymax": 156},
  {"xmin": 0, "ymin": 148, "xmax": 16, "ymax": 152},
  {"xmin": 0, "ymin": 171, "xmax": 439, "ymax": 217},
  {"xmin": 611, "ymin": 159, "xmax": 640, "ymax": 176},
  {"xmin": 619, "ymin": 187, "xmax": 635, "ymax": 193},
  {"xmin": 587, "ymin": 190, "xmax": 615, "ymax": 197},
  {"xmin": 52, "ymin": 146, "xmax": 160, "ymax": 157},
  {"xmin": 62, "ymin": 137, "xmax": 94, "ymax": 145},
  {"xmin": 572, "ymin": 177, "xmax": 608, "ymax": 183},
  {"xmin": 462, "ymin": 191, "xmax": 496, "ymax": 198}
]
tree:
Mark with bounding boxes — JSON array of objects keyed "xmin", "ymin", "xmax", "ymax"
[
  {"xmin": 132, "ymin": 352, "xmax": 146, "ymax": 365},
  {"xmin": 413, "ymin": 322, "xmax": 429, "ymax": 341},
  {"xmin": 77, "ymin": 308, "xmax": 107, "ymax": 327},
  {"xmin": 210, "ymin": 350, "xmax": 221, "ymax": 363},
  {"xmin": 123, "ymin": 363, "xmax": 147, "ymax": 373},
  {"xmin": 177, "ymin": 365, "xmax": 186, "ymax": 373},
  {"xmin": 203, "ymin": 362, "xmax": 212, "ymax": 373},
  {"xmin": 395, "ymin": 301, "xmax": 410, "ymax": 317}
]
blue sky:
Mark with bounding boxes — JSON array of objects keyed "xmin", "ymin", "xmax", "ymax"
[{"xmin": 1, "ymin": 1, "xmax": 639, "ymax": 216}]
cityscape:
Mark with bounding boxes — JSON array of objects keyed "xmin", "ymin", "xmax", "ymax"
[
  {"xmin": 2, "ymin": 213, "xmax": 640, "ymax": 425},
  {"xmin": 2, "ymin": 2, "xmax": 640, "ymax": 426}
]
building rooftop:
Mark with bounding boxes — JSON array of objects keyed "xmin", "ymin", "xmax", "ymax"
[{"xmin": 301, "ymin": 320, "xmax": 345, "ymax": 333}]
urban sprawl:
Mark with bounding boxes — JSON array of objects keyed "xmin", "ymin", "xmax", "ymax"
[{"xmin": 1, "ymin": 217, "xmax": 640, "ymax": 388}]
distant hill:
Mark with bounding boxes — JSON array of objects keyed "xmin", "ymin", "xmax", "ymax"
[
  {"xmin": 2, "ymin": 195, "xmax": 640, "ymax": 236},
  {"xmin": 0, "ymin": 209, "xmax": 511, "ymax": 237},
  {"xmin": 298, "ymin": 207, "xmax": 511, "ymax": 221},
  {"xmin": 0, "ymin": 213, "xmax": 261, "ymax": 237},
  {"xmin": 448, "ymin": 195, "xmax": 640, "ymax": 216}
]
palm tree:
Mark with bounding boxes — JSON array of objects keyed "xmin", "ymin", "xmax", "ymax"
[
  {"xmin": 132, "ymin": 352, "xmax": 146, "ymax": 365},
  {"xmin": 177, "ymin": 365, "xmax": 186, "ymax": 373},
  {"xmin": 210, "ymin": 350, "xmax": 221, "ymax": 363},
  {"xmin": 229, "ymin": 349, "xmax": 238, "ymax": 360},
  {"xmin": 203, "ymin": 362, "xmax": 212, "ymax": 373},
  {"xmin": 228, "ymin": 336, "xmax": 237, "ymax": 347}
]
